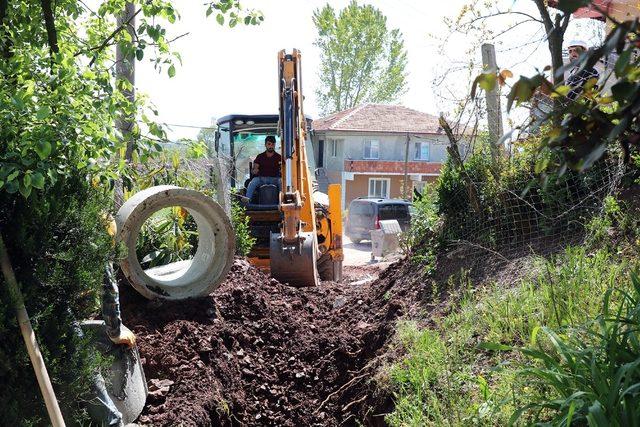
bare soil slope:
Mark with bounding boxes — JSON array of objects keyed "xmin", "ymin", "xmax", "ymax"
[{"xmin": 120, "ymin": 257, "xmax": 430, "ymax": 426}]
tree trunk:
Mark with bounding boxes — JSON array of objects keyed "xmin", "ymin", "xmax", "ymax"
[{"xmin": 40, "ymin": 0, "xmax": 59, "ymax": 55}]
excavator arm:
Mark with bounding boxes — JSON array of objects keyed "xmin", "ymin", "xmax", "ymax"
[{"xmin": 269, "ymin": 49, "xmax": 320, "ymax": 286}]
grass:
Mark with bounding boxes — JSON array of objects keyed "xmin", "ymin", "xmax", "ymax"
[{"xmin": 385, "ymin": 246, "xmax": 638, "ymax": 426}]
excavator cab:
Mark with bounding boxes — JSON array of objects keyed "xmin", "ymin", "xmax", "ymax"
[{"xmin": 214, "ymin": 50, "xmax": 343, "ymax": 286}]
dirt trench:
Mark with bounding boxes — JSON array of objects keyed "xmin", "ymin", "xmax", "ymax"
[{"xmin": 119, "ymin": 256, "xmax": 429, "ymax": 426}]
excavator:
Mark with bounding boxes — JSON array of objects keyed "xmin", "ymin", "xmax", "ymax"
[{"xmin": 215, "ymin": 49, "xmax": 343, "ymax": 286}]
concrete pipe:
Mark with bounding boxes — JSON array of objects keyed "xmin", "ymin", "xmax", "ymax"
[{"xmin": 116, "ymin": 185, "xmax": 235, "ymax": 300}]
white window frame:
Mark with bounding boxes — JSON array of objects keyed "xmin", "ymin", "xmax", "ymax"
[
  {"xmin": 363, "ymin": 139, "xmax": 380, "ymax": 159},
  {"xmin": 368, "ymin": 178, "xmax": 390, "ymax": 198},
  {"xmin": 414, "ymin": 141, "xmax": 430, "ymax": 161},
  {"xmin": 328, "ymin": 139, "xmax": 338, "ymax": 158}
]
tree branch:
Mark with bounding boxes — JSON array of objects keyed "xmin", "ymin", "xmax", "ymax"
[
  {"xmin": 0, "ymin": 0, "xmax": 8, "ymax": 25},
  {"xmin": 532, "ymin": 0, "xmax": 554, "ymax": 34},
  {"xmin": 466, "ymin": 10, "xmax": 543, "ymax": 26},
  {"xmin": 491, "ymin": 18, "xmax": 540, "ymax": 40},
  {"xmin": 40, "ymin": 0, "xmax": 59, "ymax": 54},
  {"xmin": 81, "ymin": 7, "xmax": 142, "ymax": 66}
]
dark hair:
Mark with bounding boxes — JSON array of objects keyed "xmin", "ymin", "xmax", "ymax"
[{"xmin": 265, "ymin": 135, "xmax": 276, "ymax": 144}]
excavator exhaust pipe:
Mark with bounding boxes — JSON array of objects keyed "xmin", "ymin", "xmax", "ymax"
[{"xmin": 269, "ymin": 231, "xmax": 318, "ymax": 287}]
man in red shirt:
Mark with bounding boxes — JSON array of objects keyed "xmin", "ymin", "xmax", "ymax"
[{"xmin": 245, "ymin": 135, "xmax": 282, "ymax": 202}]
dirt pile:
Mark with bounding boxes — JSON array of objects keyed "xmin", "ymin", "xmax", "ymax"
[{"xmin": 120, "ymin": 257, "xmax": 430, "ymax": 426}]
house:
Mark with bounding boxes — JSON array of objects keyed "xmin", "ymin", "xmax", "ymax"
[{"xmin": 311, "ymin": 104, "xmax": 450, "ymax": 207}]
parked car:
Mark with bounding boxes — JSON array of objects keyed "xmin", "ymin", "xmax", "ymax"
[{"xmin": 345, "ymin": 197, "xmax": 412, "ymax": 244}]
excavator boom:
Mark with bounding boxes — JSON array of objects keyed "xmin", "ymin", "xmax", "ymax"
[{"xmin": 269, "ymin": 49, "xmax": 319, "ymax": 287}]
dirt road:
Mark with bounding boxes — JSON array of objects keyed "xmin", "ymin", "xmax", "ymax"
[{"xmin": 342, "ymin": 235, "xmax": 373, "ymax": 266}]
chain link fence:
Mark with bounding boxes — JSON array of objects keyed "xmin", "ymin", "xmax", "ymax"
[{"xmin": 437, "ymin": 148, "xmax": 627, "ymax": 260}]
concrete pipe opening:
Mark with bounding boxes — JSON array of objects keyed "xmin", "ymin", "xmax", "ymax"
[{"xmin": 116, "ymin": 186, "xmax": 235, "ymax": 300}]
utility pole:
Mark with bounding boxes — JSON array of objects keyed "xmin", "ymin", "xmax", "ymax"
[
  {"xmin": 116, "ymin": 2, "xmax": 136, "ymax": 162},
  {"xmin": 481, "ymin": 43, "xmax": 503, "ymax": 159},
  {"xmin": 114, "ymin": 2, "xmax": 136, "ymax": 209},
  {"xmin": 403, "ymin": 133, "xmax": 410, "ymax": 200}
]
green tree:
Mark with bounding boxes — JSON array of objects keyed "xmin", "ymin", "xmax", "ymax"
[
  {"xmin": 0, "ymin": 0, "xmax": 261, "ymax": 422},
  {"xmin": 313, "ymin": 0, "xmax": 408, "ymax": 115}
]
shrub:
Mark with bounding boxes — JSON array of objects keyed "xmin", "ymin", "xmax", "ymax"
[
  {"xmin": 0, "ymin": 176, "xmax": 112, "ymax": 425},
  {"xmin": 399, "ymin": 184, "xmax": 439, "ymax": 268},
  {"xmin": 231, "ymin": 199, "xmax": 256, "ymax": 257}
]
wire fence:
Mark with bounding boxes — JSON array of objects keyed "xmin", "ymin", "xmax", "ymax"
[{"xmin": 438, "ymin": 153, "xmax": 627, "ymax": 259}]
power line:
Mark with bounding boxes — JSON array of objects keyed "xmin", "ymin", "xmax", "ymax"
[{"xmin": 164, "ymin": 122, "xmax": 217, "ymax": 130}]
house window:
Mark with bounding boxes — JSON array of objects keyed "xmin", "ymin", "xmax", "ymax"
[
  {"xmin": 414, "ymin": 142, "xmax": 430, "ymax": 160},
  {"xmin": 328, "ymin": 139, "xmax": 338, "ymax": 157},
  {"xmin": 368, "ymin": 178, "xmax": 390, "ymax": 198},
  {"xmin": 363, "ymin": 140, "xmax": 379, "ymax": 159}
]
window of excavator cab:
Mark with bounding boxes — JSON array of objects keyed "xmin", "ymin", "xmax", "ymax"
[
  {"xmin": 233, "ymin": 131, "xmax": 318, "ymax": 188},
  {"xmin": 234, "ymin": 132, "xmax": 281, "ymax": 187}
]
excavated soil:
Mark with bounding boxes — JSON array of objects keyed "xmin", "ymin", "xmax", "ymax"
[
  {"xmin": 120, "ymin": 241, "xmax": 543, "ymax": 426},
  {"xmin": 120, "ymin": 257, "xmax": 430, "ymax": 426}
]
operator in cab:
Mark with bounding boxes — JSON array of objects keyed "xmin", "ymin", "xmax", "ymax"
[{"xmin": 244, "ymin": 135, "xmax": 282, "ymax": 202}]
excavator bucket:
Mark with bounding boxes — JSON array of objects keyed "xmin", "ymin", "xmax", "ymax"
[{"xmin": 269, "ymin": 231, "xmax": 319, "ymax": 287}]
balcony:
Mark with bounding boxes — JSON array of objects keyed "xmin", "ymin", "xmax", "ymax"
[{"xmin": 344, "ymin": 160, "xmax": 442, "ymax": 174}]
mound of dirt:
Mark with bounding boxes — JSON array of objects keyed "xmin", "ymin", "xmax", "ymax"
[{"xmin": 120, "ymin": 257, "xmax": 431, "ymax": 426}]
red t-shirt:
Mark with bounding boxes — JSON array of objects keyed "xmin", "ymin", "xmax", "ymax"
[{"xmin": 254, "ymin": 152, "xmax": 282, "ymax": 177}]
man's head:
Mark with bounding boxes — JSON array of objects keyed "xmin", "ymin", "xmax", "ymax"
[
  {"xmin": 265, "ymin": 135, "xmax": 276, "ymax": 153},
  {"xmin": 567, "ymin": 40, "xmax": 588, "ymax": 61}
]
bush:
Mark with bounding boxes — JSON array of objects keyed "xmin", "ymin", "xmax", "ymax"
[
  {"xmin": 0, "ymin": 176, "xmax": 112, "ymax": 425},
  {"xmin": 436, "ymin": 133, "xmax": 615, "ymax": 253},
  {"xmin": 399, "ymin": 184, "xmax": 439, "ymax": 268},
  {"xmin": 231, "ymin": 199, "xmax": 256, "ymax": 257},
  {"xmin": 128, "ymin": 153, "xmax": 255, "ymax": 259}
]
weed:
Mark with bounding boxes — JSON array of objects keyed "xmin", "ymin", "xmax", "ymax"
[
  {"xmin": 386, "ymin": 246, "xmax": 634, "ymax": 426},
  {"xmin": 510, "ymin": 270, "xmax": 640, "ymax": 425}
]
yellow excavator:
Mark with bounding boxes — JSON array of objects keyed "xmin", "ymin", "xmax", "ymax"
[{"xmin": 215, "ymin": 49, "xmax": 343, "ymax": 286}]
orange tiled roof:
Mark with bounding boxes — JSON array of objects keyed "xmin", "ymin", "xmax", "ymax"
[{"xmin": 312, "ymin": 104, "xmax": 441, "ymax": 135}]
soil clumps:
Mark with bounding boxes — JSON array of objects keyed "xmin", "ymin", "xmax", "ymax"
[{"xmin": 120, "ymin": 257, "xmax": 429, "ymax": 426}]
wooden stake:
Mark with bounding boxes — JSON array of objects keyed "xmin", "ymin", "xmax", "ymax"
[{"xmin": 0, "ymin": 233, "xmax": 66, "ymax": 427}]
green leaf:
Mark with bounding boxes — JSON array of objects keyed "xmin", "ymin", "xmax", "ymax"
[
  {"xmin": 216, "ymin": 13, "xmax": 225, "ymax": 25},
  {"xmin": 244, "ymin": 16, "xmax": 251, "ymax": 25},
  {"xmin": 19, "ymin": 182, "xmax": 31, "ymax": 198},
  {"xmin": 7, "ymin": 170, "xmax": 19, "ymax": 182},
  {"xmin": 23, "ymin": 173, "xmax": 31, "ymax": 188},
  {"xmin": 31, "ymin": 172, "xmax": 45, "ymax": 190},
  {"xmin": 615, "ymin": 49, "xmax": 632, "ymax": 77},
  {"xmin": 35, "ymin": 140, "xmax": 52, "ymax": 160},
  {"xmin": 5, "ymin": 180, "xmax": 18, "ymax": 194},
  {"xmin": 168, "ymin": 64, "xmax": 176, "ymax": 78},
  {"xmin": 471, "ymin": 73, "xmax": 497, "ymax": 99},
  {"xmin": 229, "ymin": 18, "xmax": 237, "ymax": 28},
  {"xmin": 587, "ymin": 400, "xmax": 609, "ymax": 426},
  {"xmin": 136, "ymin": 49, "xmax": 144, "ymax": 61},
  {"xmin": 611, "ymin": 81, "xmax": 634, "ymax": 103},
  {"xmin": 36, "ymin": 105, "xmax": 51, "ymax": 120}
]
